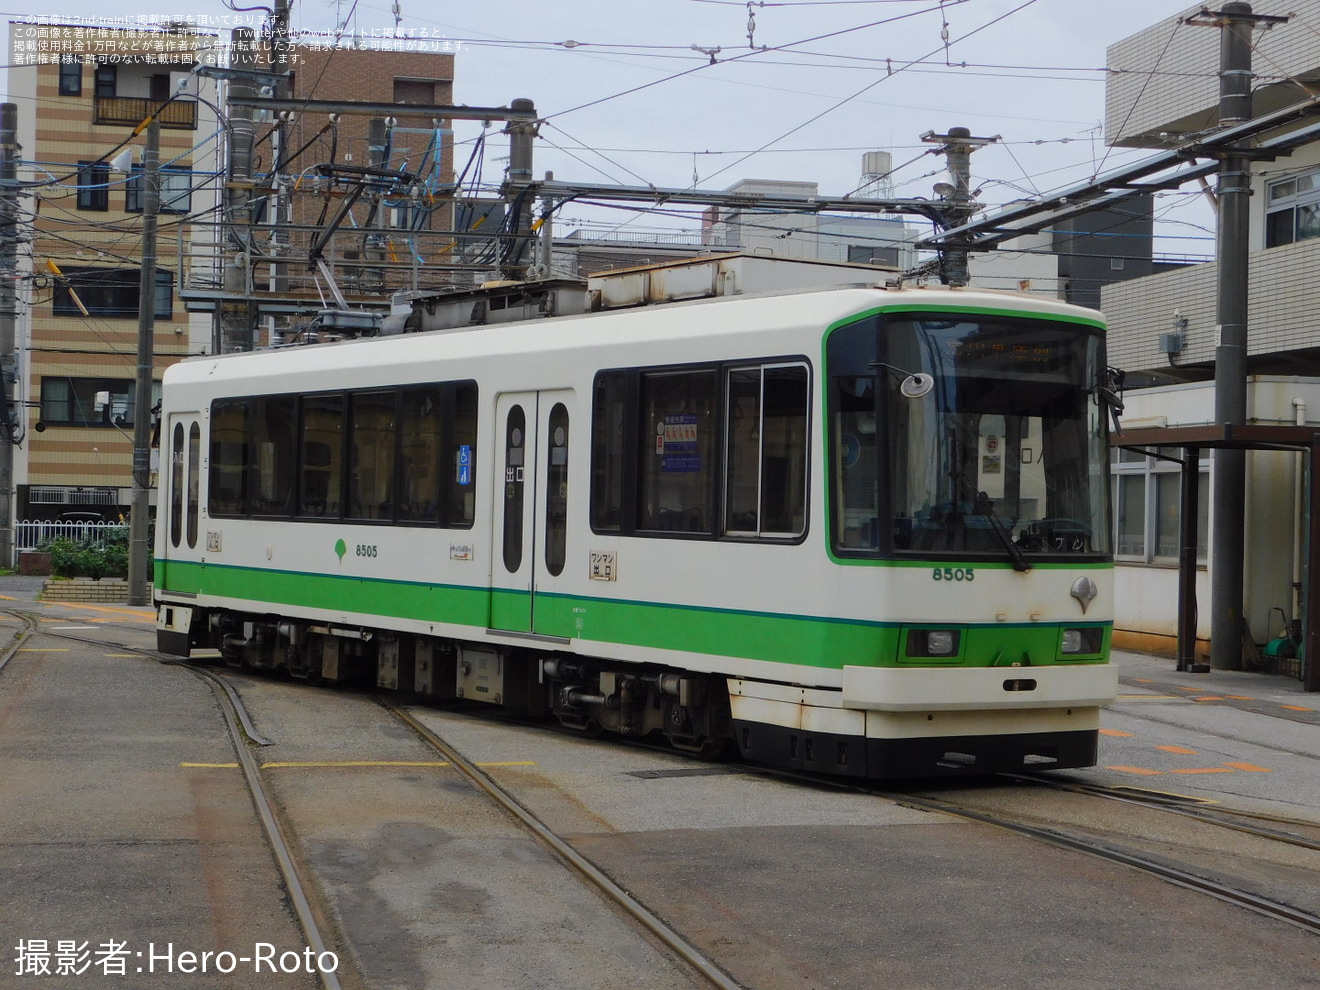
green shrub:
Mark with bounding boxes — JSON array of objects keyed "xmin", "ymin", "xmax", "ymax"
[
  {"xmin": 46, "ymin": 537, "xmax": 82, "ymax": 578},
  {"xmin": 41, "ymin": 528, "xmax": 133, "ymax": 579}
]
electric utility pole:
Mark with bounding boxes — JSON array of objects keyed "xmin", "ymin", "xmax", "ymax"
[
  {"xmin": 1188, "ymin": 3, "xmax": 1289, "ymax": 670},
  {"xmin": 921, "ymin": 127, "xmax": 998, "ymax": 286},
  {"xmin": 502, "ymin": 98, "xmax": 537, "ymax": 280},
  {"xmin": 220, "ymin": 26, "xmax": 258, "ymax": 353},
  {"xmin": 0, "ymin": 104, "xmax": 19, "ymax": 570},
  {"xmin": 127, "ymin": 119, "xmax": 159, "ymax": 607}
]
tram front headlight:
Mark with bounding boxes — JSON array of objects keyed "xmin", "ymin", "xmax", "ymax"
[
  {"xmin": 1061, "ymin": 628, "xmax": 1102, "ymax": 655},
  {"xmin": 906, "ymin": 629, "xmax": 960, "ymax": 657}
]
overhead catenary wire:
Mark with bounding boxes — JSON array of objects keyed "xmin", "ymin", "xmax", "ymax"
[
  {"xmin": 538, "ymin": 0, "xmax": 968, "ymax": 123},
  {"xmin": 697, "ymin": 0, "xmax": 1042, "ymax": 187}
]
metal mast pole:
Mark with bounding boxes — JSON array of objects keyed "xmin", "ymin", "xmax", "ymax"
[{"xmin": 127, "ymin": 119, "xmax": 159, "ymax": 606}]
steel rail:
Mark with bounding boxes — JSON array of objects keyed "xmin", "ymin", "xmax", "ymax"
[
  {"xmin": 14, "ymin": 623, "xmax": 275, "ymax": 749},
  {"xmin": 383, "ymin": 701, "xmax": 746, "ymax": 990},
  {"xmin": 892, "ymin": 790, "xmax": 1320, "ymax": 937},
  {"xmin": 0, "ymin": 611, "xmax": 36, "ymax": 676},
  {"xmin": 15, "ymin": 626, "xmax": 346, "ymax": 987},
  {"xmin": 186, "ymin": 663, "xmax": 345, "ymax": 990},
  {"xmin": 1001, "ymin": 774, "xmax": 1320, "ymax": 853}
]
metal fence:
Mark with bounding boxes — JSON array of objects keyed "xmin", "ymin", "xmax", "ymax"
[{"xmin": 14, "ymin": 521, "xmax": 127, "ymax": 560}]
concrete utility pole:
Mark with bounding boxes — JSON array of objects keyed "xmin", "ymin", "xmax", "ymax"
[
  {"xmin": 267, "ymin": 0, "xmax": 291, "ymax": 344},
  {"xmin": 1201, "ymin": 2, "xmax": 1288, "ymax": 670},
  {"xmin": 220, "ymin": 26, "xmax": 258, "ymax": 353},
  {"xmin": 127, "ymin": 119, "xmax": 159, "ymax": 607},
  {"xmin": 921, "ymin": 127, "xmax": 998, "ymax": 286},
  {"xmin": 0, "ymin": 104, "xmax": 18, "ymax": 570},
  {"xmin": 502, "ymin": 98, "xmax": 537, "ymax": 279}
]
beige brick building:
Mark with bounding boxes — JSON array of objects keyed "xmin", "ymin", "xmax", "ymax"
[
  {"xmin": 6, "ymin": 21, "xmax": 221, "ymax": 521},
  {"xmin": 5, "ymin": 26, "xmax": 459, "ymax": 520}
]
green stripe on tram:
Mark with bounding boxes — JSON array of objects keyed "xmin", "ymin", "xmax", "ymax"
[{"xmin": 155, "ymin": 560, "xmax": 1108, "ymax": 670}]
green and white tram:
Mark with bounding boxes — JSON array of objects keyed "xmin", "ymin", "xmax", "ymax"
[{"xmin": 154, "ymin": 283, "xmax": 1117, "ymax": 778}]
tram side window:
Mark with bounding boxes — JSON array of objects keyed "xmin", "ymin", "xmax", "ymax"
[
  {"xmin": 299, "ymin": 394, "xmax": 344, "ymax": 517},
  {"xmin": 209, "ymin": 399, "xmax": 249, "ymax": 517},
  {"xmin": 250, "ymin": 396, "xmax": 296, "ymax": 516},
  {"xmin": 445, "ymin": 382, "xmax": 478, "ymax": 528},
  {"xmin": 400, "ymin": 386, "xmax": 442, "ymax": 523},
  {"xmin": 639, "ymin": 370, "xmax": 716, "ymax": 534},
  {"xmin": 725, "ymin": 364, "xmax": 808, "ymax": 537},
  {"xmin": 544, "ymin": 402, "xmax": 570, "ymax": 575},
  {"xmin": 348, "ymin": 389, "xmax": 397, "ymax": 521},
  {"xmin": 187, "ymin": 422, "xmax": 201, "ymax": 549},
  {"xmin": 590, "ymin": 372, "xmax": 627, "ymax": 532},
  {"xmin": 832, "ymin": 377, "xmax": 880, "ymax": 549},
  {"xmin": 170, "ymin": 422, "xmax": 184, "ymax": 547}
]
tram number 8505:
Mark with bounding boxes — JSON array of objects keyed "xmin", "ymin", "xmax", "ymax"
[{"xmin": 932, "ymin": 567, "xmax": 974, "ymax": 582}]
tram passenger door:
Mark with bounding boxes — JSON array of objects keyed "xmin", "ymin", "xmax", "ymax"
[
  {"xmin": 160, "ymin": 413, "xmax": 203, "ymax": 579},
  {"xmin": 490, "ymin": 390, "xmax": 574, "ymax": 637}
]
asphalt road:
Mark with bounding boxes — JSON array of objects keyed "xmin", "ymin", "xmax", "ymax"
[{"xmin": 2, "ymin": 594, "xmax": 1318, "ymax": 990}]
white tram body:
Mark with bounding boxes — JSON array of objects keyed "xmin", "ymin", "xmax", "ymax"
[{"xmin": 154, "ymin": 284, "xmax": 1117, "ymax": 778}]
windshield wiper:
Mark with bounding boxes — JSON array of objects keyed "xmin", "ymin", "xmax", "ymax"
[{"xmin": 973, "ymin": 490, "xmax": 1032, "ymax": 573}]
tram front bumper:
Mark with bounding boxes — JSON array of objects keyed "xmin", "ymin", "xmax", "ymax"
[{"xmin": 840, "ymin": 663, "xmax": 1118, "ymax": 712}]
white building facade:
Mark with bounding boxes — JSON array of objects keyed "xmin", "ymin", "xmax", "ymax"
[{"xmin": 1101, "ymin": 1, "xmax": 1320, "ymax": 659}]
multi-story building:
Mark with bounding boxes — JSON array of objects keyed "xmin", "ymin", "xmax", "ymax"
[
  {"xmin": 5, "ymin": 27, "xmax": 462, "ymax": 525},
  {"xmin": 701, "ymin": 175, "xmax": 922, "ymax": 273},
  {"xmin": 6, "ymin": 21, "xmax": 221, "ymax": 522},
  {"xmin": 1100, "ymin": 0, "xmax": 1320, "ymax": 662}
]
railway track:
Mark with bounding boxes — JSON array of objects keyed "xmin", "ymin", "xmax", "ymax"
[
  {"xmin": 10, "ymin": 619, "xmax": 739, "ymax": 990},
  {"xmin": 19, "ymin": 615, "xmax": 1320, "ymax": 963},
  {"xmin": 1008, "ymin": 773, "xmax": 1320, "ymax": 853},
  {"xmin": 382, "ymin": 701, "xmax": 743, "ymax": 990},
  {"xmin": 889, "ymin": 785, "xmax": 1320, "ymax": 936},
  {"xmin": 181, "ymin": 660, "xmax": 344, "ymax": 990}
]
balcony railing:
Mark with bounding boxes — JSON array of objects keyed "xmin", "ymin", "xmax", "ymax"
[{"xmin": 94, "ymin": 96, "xmax": 197, "ymax": 130}]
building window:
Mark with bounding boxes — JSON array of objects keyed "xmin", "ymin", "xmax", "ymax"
[
  {"xmin": 51, "ymin": 267, "xmax": 174, "ymax": 319},
  {"xmin": 393, "ymin": 78, "xmax": 435, "ymax": 104},
  {"xmin": 1265, "ymin": 168, "xmax": 1320, "ymax": 248},
  {"xmin": 1111, "ymin": 446, "xmax": 1208, "ymax": 564},
  {"xmin": 59, "ymin": 57, "xmax": 82, "ymax": 96},
  {"xmin": 93, "ymin": 60, "xmax": 117, "ymax": 98},
  {"xmin": 76, "ymin": 161, "xmax": 109, "ymax": 211},
  {"xmin": 39, "ymin": 377, "xmax": 157, "ymax": 428},
  {"xmin": 848, "ymin": 244, "xmax": 900, "ymax": 267},
  {"xmin": 125, "ymin": 168, "xmax": 192, "ymax": 214}
]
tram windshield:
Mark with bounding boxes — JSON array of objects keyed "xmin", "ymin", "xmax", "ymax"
[{"xmin": 828, "ymin": 311, "xmax": 1110, "ymax": 562}]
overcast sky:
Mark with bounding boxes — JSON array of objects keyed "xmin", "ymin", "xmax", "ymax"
[{"xmin": 5, "ymin": 1, "xmax": 1226, "ymax": 250}]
